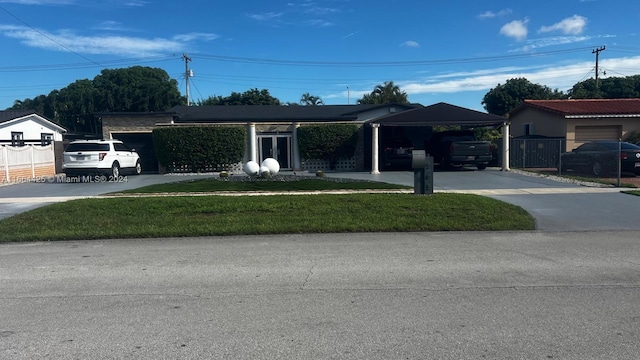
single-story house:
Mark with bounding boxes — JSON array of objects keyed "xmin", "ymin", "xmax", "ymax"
[
  {"xmin": 0, "ymin": 110, "xmax": 67, "ymax": 181},
  {"xmin": 0, "ymin": 110, "xmax": 66, "ymax": 146},
  {"xmin": 98, "ymin": 103, "xmax": 422, "ymax": 173},
  {"xmin": 98, "ymin": 102, "xmax": 510, "ymax": 173},
  {"xmin": 508, "ymin": 98, "xmax": 640, "ymax": 151}
]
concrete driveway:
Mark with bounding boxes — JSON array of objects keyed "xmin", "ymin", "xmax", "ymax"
[
  {"xmin": 0, "ymin": 174, "xmax": 216, "ymax": 220},
  {"xmin": 1, "ymin": 168, "xmax": 639, "ymax": 231},
  {"xmin": 327, "ymin": 168, "xmax": 640, "ymax": 232}
]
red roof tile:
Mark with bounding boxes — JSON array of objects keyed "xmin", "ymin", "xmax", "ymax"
[{"xmin": 510, "ymin": 98, "xmax": 640, "ymax": 117}]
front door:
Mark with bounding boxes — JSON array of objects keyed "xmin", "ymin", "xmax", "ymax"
[{"xmin": 258, "ymin": 135, "xmax": 292, "ymax": 170}]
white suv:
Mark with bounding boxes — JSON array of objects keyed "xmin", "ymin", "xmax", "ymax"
[{"xmin": 62, "ymin": 139, "xmax": 142, "ymax": 178}]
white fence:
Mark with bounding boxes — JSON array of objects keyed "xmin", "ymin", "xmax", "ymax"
[{"xmin": 1, "ymin": 145, "xmax": 56, "ymax": 182}]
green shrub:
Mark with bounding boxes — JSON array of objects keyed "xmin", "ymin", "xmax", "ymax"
[
  {"xmin": 153, "ymin": 126, "xmax": 245, "ymax": 172},
  {"xmin": 298, "ymin": 124, "xmax": 359, "ymax": 169}
]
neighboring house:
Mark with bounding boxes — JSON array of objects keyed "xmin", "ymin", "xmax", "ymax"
[
  {"xmin": 0, "ymin": 110, "xmax": 67, "ymax": 182},
  {"xmin": 97, "ymin": 103, "xmax": 423, "ymax": 173},
  {"xmin": 509, "ymin": 99, "xmax": 640, "ymax": 151},
  {"xmin": 0, "ymin": 110, "xmax": 66, "ymax": 146}
]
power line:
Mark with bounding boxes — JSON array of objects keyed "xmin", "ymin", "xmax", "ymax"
[
  {"xmin": 0, "ymin": 55, "xmax": 177, "ymax": 73},
  {"xmin": 0, "ymin": 4, "xmax": 104, "ymax": 68},
  {"xmin": 191, "ymin": 46, "xmax": 597, "ymax": 67}
]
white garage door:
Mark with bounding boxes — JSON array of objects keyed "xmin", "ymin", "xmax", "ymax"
[{"xmin": 575, "ymin": 125, "xmax": 621, "ymax": 141}]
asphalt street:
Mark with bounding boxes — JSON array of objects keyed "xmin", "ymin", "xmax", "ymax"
[
  {"xmin": 1, "ymin": 169, "xmax": 640, "ymax": 359},
  {"xmin": 2, "ymin": 231, "xmax": 640, "ymax": 359}
]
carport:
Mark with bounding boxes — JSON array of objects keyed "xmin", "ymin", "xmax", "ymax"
[{"xmin": 367, "ymin": 102, "xmax": 509, "ymax": 173}]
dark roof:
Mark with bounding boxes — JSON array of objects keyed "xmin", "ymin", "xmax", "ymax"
[
  {"xmin": 369, "ymin": 102, "xmax": 507, "ymax": 126},
  {"xmin": 0, "ymin": 110, "xmax": 35, "ymax": 123},
  {"xmin": 167, "ymin": 104, "xmax": 422, "ymax": 122},
  {"xmin": 510, "ymin": 99, "xmax": 640, "ymax": 117}
]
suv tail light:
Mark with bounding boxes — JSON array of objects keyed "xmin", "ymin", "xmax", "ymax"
[
  {"xmin": 620, "ymin": 152, "xmax": 629, "ymax": 160},
  {"xmin": 99, "ymin": 152, "xmax": 107, "ymax": 161}
]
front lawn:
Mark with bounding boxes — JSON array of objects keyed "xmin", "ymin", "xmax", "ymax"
[
  {"xmin": 117, "ymin": 177, "xmax": 411, "ymax": 193},
  {"xmin": 0, "ymin": 192, "xmax": 535, "ymax": 242}
]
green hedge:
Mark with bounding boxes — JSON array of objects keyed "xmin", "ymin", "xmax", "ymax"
[
  {"xmin": 153, "ymin": 126, "xmax": 245, "ymax": 172},
  {"xmin": 298, "ymin": 124, "xmax": 359, "ymax": 169}
]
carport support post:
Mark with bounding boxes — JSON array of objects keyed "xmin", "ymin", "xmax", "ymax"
[
  {"xmin": 371, "ymin": 123, "xmax": 380, "ymax": 174},
  {"xmin": 248, "ymin": 123, "xmax": 257, "ymax": 163},
  {"xmin": 292, "ymin": 123, "xmax": 301, "ymax": 171},
  {"xmin": 502, "ymin": 122, "xmax": 510, "ymax": 171}
]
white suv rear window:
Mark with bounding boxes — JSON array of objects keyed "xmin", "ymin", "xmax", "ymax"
[{"xmin": 65, "ymin": 143, "xmax": 110, "ymax": 152}]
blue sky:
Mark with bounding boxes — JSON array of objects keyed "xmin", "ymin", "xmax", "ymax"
[{"xmin": 0, "ymin": 0, "xmax": 639, "ymax": 111}]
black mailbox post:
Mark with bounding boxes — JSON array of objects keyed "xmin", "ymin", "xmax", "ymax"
[{"xmin": 412, "ymin": 150, "xmax": 434, "ymax": 195}]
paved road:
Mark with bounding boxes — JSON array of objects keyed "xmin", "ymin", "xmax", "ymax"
[
  {"xmin": 2, "ymin": 231, "xmax": 640, "ymax": 359},
  {"xmin": 2, "ymin": 168, "xmax": 640, "ymax": 359}
]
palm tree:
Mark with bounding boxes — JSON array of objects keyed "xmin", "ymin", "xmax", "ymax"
[
  {"xmin": 358, "ymin": 81, "xmax": 409, "ymax": 104},
  {"xmin": 300, "ymin": 92, "xmax": 324, "ymax": 106}
]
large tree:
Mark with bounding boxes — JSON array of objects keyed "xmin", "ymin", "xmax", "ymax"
[
  {"xmin": 299, "ymin": 92, "xmax": 324, "ymax": 106},
  {"xmin": 482, "ymin": 77, "xmax": 566, "ymax": 116},
  {"xmin": 92, "ymin": 66, "xmax": 183, "ymax": 112},
  {"xmin": 9, "ymin": 66, "xmax": 183, "ymax": 133},
  {"xmin": 197, "ymin": 88, "xmax": 281, "ymax": 106},
  {"xmin": 358, "ymin": 81, "xmax": 409, "ymax": 104},
  {"xmin": 568, "ymin": 75, "xmax": 640, "ymax": 99}
]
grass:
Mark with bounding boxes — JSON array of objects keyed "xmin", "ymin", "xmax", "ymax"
[
  {"xmin": 118, "ymin": 177, "xmax": 411, "ymax": 193},
  {"xmin": 0, "ymin": 193, "xmax": 535, "ymax": 242}
]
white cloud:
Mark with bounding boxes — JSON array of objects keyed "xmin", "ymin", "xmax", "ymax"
[
  {"xmin": 0, "ymin": 25, "xmax": 188, "ymax": 56},
  {"xmin": 304, "ymin": 19, "xmax": 333, "ymax": 27},
  {"xmin": 173, "ymin": 32, "xmax": 219, "ymax": 42},
  {"xmin": 248, "ymin": 12, "xmax": 283, "ymax": 21},
  {"xmin": 401, "ymin": 40, "xmax": 420, "ymax": 48},
  {"xmin": 510, "ymin": 35, "xmax": 593, "ymax": 52},
  {"xmin": 400, "ymin": 56, "xmax": 640, "ymax": 96},
  {"xmin": 500, "ymin": 18, "xmax": 529, "ymax": 41},
  {"xmin": 326, "ymin": 56, "xmax": 640, "ymax": 105},
  {"xmin": 539, "ymin": 15, "xmax": 588, "ymax": 35},
  {"xmin": 92, "ymin": 21, "xmax": 127, "ymax": 32},
  {"xmin": 478, "ymin": 9, "xmax": 512, "ymax": 19},
  {"xmin": 124, "ymin": 0, "xmax": 149, "ymax": 6}
]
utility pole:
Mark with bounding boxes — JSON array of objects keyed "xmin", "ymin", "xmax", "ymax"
[
  {"xmin": 182, "ymin": 53, "xmax": 192, "ymax": 106},
  {"xmin": 592, "ymin": 46, "xmax": 606, "ymax": 92}
]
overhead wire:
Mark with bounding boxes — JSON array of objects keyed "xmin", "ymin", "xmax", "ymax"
[{"xmin": 0, "ymin": 4, "xmax": 104, "ymax": 68}]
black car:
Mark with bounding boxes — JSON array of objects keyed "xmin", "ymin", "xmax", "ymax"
[
  {"xmin": 559, "ymin": 141, "xmax": 640, "ymax": 176},
  {"xmin": 382, "ymin": 138, "xmax": 414, "ymax": 170}
]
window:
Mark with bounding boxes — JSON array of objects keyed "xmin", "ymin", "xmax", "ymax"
[
  {"xmin": 11, "ymin": 132, "xmax": 24, "ymax": 146},
  {"xmin": 41, "ymin": 133, "xmax": 53, "ymax": 146},
  {"xmin": 524, "ymin": 123, "xmax": 535, "ymax": 136},
  {"xmin": 65, "ymin": 142, "xmax": 110, "ymax": 152},
  {"xmin": 113, "ymin": 143, "xmax": 130, "ymax": 152}
]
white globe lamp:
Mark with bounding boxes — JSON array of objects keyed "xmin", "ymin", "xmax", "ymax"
[
  {"xmin": 259, "ymin": 165, "xmax": 271, "ymax": 177},
  {"xmin": 243, "ymin": 161, "xmax": 260, "ymax": 176},
  {"xmin": 262, "ymin": 158, "xmax": 280, "ymax": 176}
]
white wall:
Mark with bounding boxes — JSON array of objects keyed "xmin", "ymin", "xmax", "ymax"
[{"xmin": 0, "ymin": 115, "xmax": 65, "ymax": 143}]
